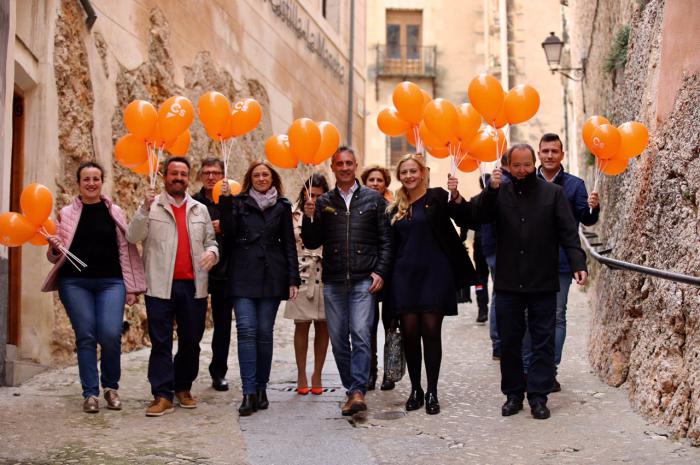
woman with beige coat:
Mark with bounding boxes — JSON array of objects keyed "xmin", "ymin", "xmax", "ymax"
[{"xmin": 284, "ymin": 174, "xmax": 330, "ymax": 395}]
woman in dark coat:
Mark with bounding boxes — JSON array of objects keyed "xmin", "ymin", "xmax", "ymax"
[
  {"xmin": 219, "ymin": 160, "xmax": 300, "ymax": 416},
  {"xmin": 387, "ymin": 154, "xmax": 477, "ymax": 415}
]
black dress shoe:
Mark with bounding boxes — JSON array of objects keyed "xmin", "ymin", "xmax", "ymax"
[
  {"xmin": 425, "ymin": 392, "xmax": 440, "ymax": 415},
  {"xmin": 551, "ymin": 378, "xmax": 561, "ymax": 393},
  {"xmin": 380, "ymin": 378, "xmax": 395, "ymax": 391},
  {"xmin": 405, "ymin": 388, "xmax": 424, "ymax": 411},
  {"xmin": 212, "ymin": 377, "xmax": 229, "ymax": 392},
  {"xmin": 475, "ymin": 309, "xmax": 488, "ymax": 323},
  {"xmin": 257, "ymin": 389, "xmax": 269, "ymax": 410},
  {"xmin": 530, "ymin": 401, "xmax": 550, "ymax": 420},
  {"xmin": 501, "ymin": 396, "xmax": 523, "ymax": 416},
  {"xmin": 367, "ymin": 371, "xmax": 377, "ymax": 391},
  {"xmin": 238, "ymin": 394, "xmax": 258, "ymax": 416}
]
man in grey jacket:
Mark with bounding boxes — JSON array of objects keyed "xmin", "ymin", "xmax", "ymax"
[{"xmin": 127, "ymin": 157, "xmax": 218, "ymax": 417}]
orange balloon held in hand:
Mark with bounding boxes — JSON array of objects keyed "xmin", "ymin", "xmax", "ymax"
[
  {"xmin": 377, "ymin": 107, "xmax": 411, "ymax": 136},
  {"xmin": 582, "ymin": 115, "xmax": 610, "ymax": 152},
  {"xmin": 212, "ymin": 179, "xmax": 242, "ymax": 204},
  {"xmin": 420, "ymin": 88, "xmax": 432, "ymax": 109},
  {"xmin": 617, "ymin": 121, "xmax": 649, "ymax": 158},
  {"xmin": 124, "ymin": 100, "xmax": 158, "ymax": 139},
  {"xmin": 131, "ymin": 151, "xmax": 159, "ymax": 175},
  {"xmin": 468, "ymin": 74, "xmax": 505, "ymax": 124},
  {"xmin": 157, "ymin": 96, "xmax": 195, "ymax": 142},
  {"xmin": 198, "ymin": 92, "xmax": 231, "ymax": 139},
  {"xmin": 426, "ymin": 146, "xmax": 450, "ymax": 159},
  {"xmin": 0, "ymin": 212, "xmax": 37, "ymax": 246},
  {"xmin": 492, "ymin": 105, "xmax": 508, "ymax": 129},
  {"xmin": 288, "ymin": 118, "xmax": 321, "ymax": 164},
  {"xmin": 468, "ymin": 126, "xmax": 507, "ymax": 162},
  {"xmin": 504, "ymin": 84, "xmax": 540, "ymax": 125},
  {"xmin": 265, "ymin": 134, "xmax": 298, "ymax": 169},
  {"xmin": 229, "ymin": 98, "xmax": 263, "ymax": 137},
  {"xmin": 314, "ymin": 121, "xmax": 341, "ymax": 165},
  {"xmin": 456, "ymin": 104, "xmax": 481, "ymax": 144},
  {"xmin": 590, "ymin": 124, "xmax": 621, "ymax": 160},
  {"xmin": 392, "ymin": 81, "xmax": 424, "ymax": 124},
  {"xmin": 423, "ymin": 98, "xmax": 459, "ymax": 141},
  {"xmin": 597, "ymin": 157, "xmax": 628, "ymax": 176},
  {"xmin": 115, "ymin": 134, "xmax": 149, "ymax": 168},
  {"xmin": 20, "ymin": 183, "xmax": 53, "ymax": 226},
  {"xmin": 29, "ymin": 218, "xmax": 57, "ymax": 246},
  {"xmin": 457, "ymin": 155, "xmax": 479, "ymax": 173},
  {"xmin": 419, "ymin": 121, "xmax": 448, "ymax": 150},
  {"xmin": 165, "ymin": 130, "xmax": 191, "ymax": 156}
]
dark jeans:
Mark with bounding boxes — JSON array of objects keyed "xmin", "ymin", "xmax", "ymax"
[
  {"xmin": 231, "ymin": 297, "xmax": 281, "ymax": 395},
  {"xmin": 58, "ymin": 277, "xmax": 126, "ymax": 398},
  {"xmin": 208, "ymin": 287, "xmax": 233, "ymax": 379},
  {"xmin": 370, "ymin": 300, "xmax": 393, "ymax": 378},
  {"xmin": 145, "ymin": 280, "xmax": 207, "ymax": 401},
  {"xmin": 496, "ymin": 291, "xmax": 556, "ymax": 404},
  {"xmin": 485, "ymin": 254, "xmax": 499, "ymax": 353}
]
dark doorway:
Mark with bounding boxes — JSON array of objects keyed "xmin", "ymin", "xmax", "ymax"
[{"xmin": 8, "ymin": 92, "xmax": 24, "ymax": 346}]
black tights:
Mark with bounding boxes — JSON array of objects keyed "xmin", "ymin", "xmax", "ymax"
[{"xmin": 400, "ymin": 312, "xmax": 444, "ymax": 395}]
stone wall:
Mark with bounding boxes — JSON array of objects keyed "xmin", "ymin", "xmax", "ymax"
[{"xmin": 570, "ymin": 0, "xmax": 700, "ymax": 444}]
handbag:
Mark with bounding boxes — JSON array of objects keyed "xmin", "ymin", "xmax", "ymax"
[{"xmin": 383, "ymin": 320, "xmax": 406, "ymax": 383}]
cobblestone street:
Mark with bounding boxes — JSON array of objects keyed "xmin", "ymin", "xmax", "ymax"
[{"xmin": 1, "ymin": 286, "xmax": 699, "ymax": 464}]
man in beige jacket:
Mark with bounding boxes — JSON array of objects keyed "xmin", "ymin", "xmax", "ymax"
[{"xmin": 127, "ymin": 157, "xmax": 219, "ymax": 417}]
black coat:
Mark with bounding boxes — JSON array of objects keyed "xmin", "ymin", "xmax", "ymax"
[
  {"xmin": 218, "ymin": 192, "xmax": 300, "ymax": 299},
  {"xmin": 301, "ymin": 182, "xmax": 392, "ymax": 283},
  {"xmin": 192, "ymin": 188, "xmax": 228, "ymax": 290},
  {"xmin": 466, "ymin": 172, "xmax": 587, "ymax": 293},
  {"xmin": 388, "ymin": 188, "xmax": 478, "ymax": 290}
]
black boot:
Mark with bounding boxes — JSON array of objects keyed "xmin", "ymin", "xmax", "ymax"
[
  {"xmin": 380, "ymin": 377, "xmax": 395, "ymax": 391},
  {"xmin": 405, "ymin": 388, "xmax": 424, "ymax": 411},
  {"xmin": 257, "ymin": 389, "xmax": 269, "ymax": 410},
  {"xmin": 367, "ymin": 370, "xmax": 377, "ymax": 391},
  {"xmin": 475, "ymin": 305, "xmax": 488, "ymax": 323},
  {"xmin": 238, "ymin": 394, "xmax": 258, "ymax": 416},
  {"xmin": 425, "ymin": 391, "xmax": 440, "ymax": 415}
]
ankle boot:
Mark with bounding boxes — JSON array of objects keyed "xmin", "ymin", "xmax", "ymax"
[
  {"xmin": 257, "ymin": 389, "xmax": 269, "ymax": 410},
  {"xmin": 380, "ymin": 377, "xmax": 395, "ymax": 391},
  {"xmin": 238, "ymin": 394, "xmax": 258, "ymax": 416},
  {"xmin": 405, "ymin": 388, "xmax": 424, "ymax": 411}
]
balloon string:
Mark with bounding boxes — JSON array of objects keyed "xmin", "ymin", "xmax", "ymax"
[
  {"xmin": 295, "ymin": 165, "xmax": 314, "ymax": 223},
  {"xmin": 220, "ymin": 139, "xmax": 227, "ymax": 179},
  {"xmin": 40, "ymin": 229, "xmax": 86, "ymax": 270},
  {"xmin": 590, "ymin": 161, "xmax": 604, "ymax": 214},
  {"xmin": 146, "ymin": 144, "xmax": 154, "ymax": 188},
  {"xmin": 413, "ymin": 126, "xmax": 423, "ymax": 155}
]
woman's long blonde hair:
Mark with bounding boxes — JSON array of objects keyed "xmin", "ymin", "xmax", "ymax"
[{"xmin": 387, "ymin": 154, "xmax": 427, "ymax": 225}]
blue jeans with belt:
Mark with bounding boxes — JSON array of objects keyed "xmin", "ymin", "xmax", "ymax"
[
  {"xmin": 323, "ymin": 278, "xmax": 375, "ymax": 395},
  {"xmin": 58, "ymin": 277, "xmax": 126, "ymax": 399}
]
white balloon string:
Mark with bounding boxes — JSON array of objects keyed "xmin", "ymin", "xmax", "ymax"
[{"xmin": 40, "ymin": 229, "xmax": 86, "ymax": 270}]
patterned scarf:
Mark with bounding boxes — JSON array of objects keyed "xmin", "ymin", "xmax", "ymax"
[{"xmin": 249, "ymin": 186, "xmax": 278, "ymax": 210}]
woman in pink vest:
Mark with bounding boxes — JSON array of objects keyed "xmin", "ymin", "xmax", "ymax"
[{"xmin": 42, "ymin": 161, "xmax": 146, "ymax": 413}]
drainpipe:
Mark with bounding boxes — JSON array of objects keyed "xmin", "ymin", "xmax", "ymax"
[
  {"xmin": 346, "ymin": 0, "xmax": 355, "ymax": 146},
  {"xmin": 499, "ymin": 0, "xmax": 508, "ymax": 143},
  {"xmin": 483, "ymin": 0, "xmax": 489, "ymax": 70}
]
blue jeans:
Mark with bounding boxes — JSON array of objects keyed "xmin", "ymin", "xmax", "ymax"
[
  {"xmin": 58, "ymin": 277, "xmax": 126, "ymax": 398},
  {"xmin": 485, "ymin": 254, "xmax": 500, "ymax": 353},
  {"xmin": 522, "ymin": 273, "xmax": 572, "ymax": 373},
  {"xmin": 323, "ymin": 279, "xmax": 375, "ymax": 395},
  {"xmin": 232, "ymin": 297, "xmax": 281, "ymax": 395}
]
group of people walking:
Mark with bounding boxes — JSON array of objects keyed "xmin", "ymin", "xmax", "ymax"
[{"xmin": 42, "ymin": 131, "xmax": 597, "ymax": 421}]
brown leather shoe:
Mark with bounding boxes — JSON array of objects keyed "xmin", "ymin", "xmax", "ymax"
[
  {"xmin": 341, "ymin": 392, "xmax": 367, "ymax": 416},
  {"xmin": 83, "ymin": 396, "xmax": 99, "ymax": 414},
  {"xmin": 175, "ymin": 391, "xmax": 197, "ymax": 409},
  {"xmin": 104, "ymin": 389, "xmax": 122, "ymax": 410},
  {"xmin": 145, "ymin": 397, "xmax": 174, "ymax": 417}
]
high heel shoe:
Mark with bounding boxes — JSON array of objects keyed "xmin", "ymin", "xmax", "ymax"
[
  {"xmin": 425, "ymin": 391, "xmax": 440, "ymax": 415},
  {"xmin": 311, "ymin": 386, "xmax": 323, "ymax": 395},
  {"xmin": 296, "ymin": 386, "xmax": 310, "ymax": 395},
  {"xmin": 405, "ymin": 388, "xmax": 425, "ymax": 411}
]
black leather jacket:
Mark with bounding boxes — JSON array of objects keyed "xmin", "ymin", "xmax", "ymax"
[{"xmin": 301, "ymin": 182, "xmax": 392, "ymax": 283}]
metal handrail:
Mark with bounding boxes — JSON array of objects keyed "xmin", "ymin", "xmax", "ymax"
[
  {"xmin": 579, "ymin": 227, "xmax": 700, "ymax": 286},
  {"xmin": 375, "ymin": 44, "xmax": 437, "ymax": 78}
]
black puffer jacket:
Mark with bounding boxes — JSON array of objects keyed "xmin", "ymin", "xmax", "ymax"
[{"xmin": 301, "ymin": 183, "xmax": 392, "ymax": 283}]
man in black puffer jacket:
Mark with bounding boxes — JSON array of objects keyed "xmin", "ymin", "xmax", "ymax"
[{"xmin": 302, "ymin": 146, "xmax": 391, "ymax": 416}]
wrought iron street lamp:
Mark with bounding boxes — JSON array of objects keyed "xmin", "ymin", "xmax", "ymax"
[{"xmin": 541, "ymin": 32, "xmax": 586, "ymax": 81}]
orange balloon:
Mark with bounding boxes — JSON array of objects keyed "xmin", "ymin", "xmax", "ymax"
[
  {"xmin": 288, "ymin": 118, "xmax": 321, "ymax": 164},
  {"xmin": 419, "ymin": 121, "xmax": 449, "ymax": 149},
  {"xmin": 492, "ymin": 105, "xmax": 508, "ymax": 129},
  {"xmin": 457, "ymin": 155, "xmax": 479, "ymax": 173},
  {"xmin": 456, "ymin": 104, "xmax": 481, "ymax": 144},
  {"xmin": 229, "ymin": 98, "xmax": 263, "ymax": 137},
  {"xmin": 582, "ymin": 115, "xmax": 610, "ymax": 152},
  {"xmin": 157, "ymin": 96, "xmax": 195, "ymax": 142},
  {"xmin": 426, "ymin": 146, "xmax": 450, "ymax": 159},
  {"xmin": 618, "ymin": 121, "xmax": 649, "ymax": 158},
  {"xmin": 212, "ymin": 179, "xmax": 242, "ymax": 204},
  {"xmin": 590, "ymin": 124, "xmax": 621, "ymax": 160},
  {"xmin": 0, "ymin": 212, "xmax": 37, "ymax": 246},
  {"xmin": 265, "ymin": 135, "xmax": 298, "ymax": 169},
  {"xmin": 28, "ymin": 218, "xmax": 57, "ymax": 246},
  {"xmin": 424, "ymin": 98, "xmax": 459, "ymax": 141},
  {"xmin": 597, "ymin": 157, "xmax": 628, "ymax": 175},
  {"xmin": 420, "ymin": 88, "xmax": 432, "ymax": 109},
  {"xmin": 392, "ymin": 81, "xmax": 424, "ymax": 124},
  {"xmin": 468, "ymin": 74, "xmax": 505, "ymax": 124},
  {"xmin": 377, "ymin": 107, "xmax": 411, "ymax": 136},
  {"xmin": 165, "ymin": 130, "xmax": 190, "ymax": 156},
  {"xmin": 198, "ymin": 92, "xmax": 231, "ymax": 139},
  {"xmin": 313, "ymin": 121, "xmax": 340, "ymax": 165},
  {"xmin": 20, "ymin": 183, "xmax": 53, "ymax": 226},
  {"xmin": 469, "ymin": 126, "xmax": 507, "ymax": 162},
  {"xmin": 131, "ymin": 151, "xmax": 159, "ymax": 175},
  {"xmin": 406, "ymin": 126, "xmax": 418, "ymax": 147},
  {"xmin": 147, "ymin": 122, "xmax": 177, "ymax": 149},
  {"xmin": 115, "ymin": 134, "xmax": 148, "ymax": 168},
  {"xmin": 124, "ymin": 100, "xmax": 158, "ymax": 139},
  {"xmin": 504, "ymin": 84, "xmax": 540, "ymax": 125}
]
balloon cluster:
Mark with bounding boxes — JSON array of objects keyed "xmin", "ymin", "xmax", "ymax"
[
  {"xmin": 264, "ymin": 118, "xmax": 340, "ymax": 170},
  {"xmin": 582, "ymin": 115, "xmax": 648, "ymax": 177},
  {"xmin": 116, "ymin": 97, "xmax": 196, "ymax": 187},
  {"xmin": 0, "ymin": 184, "xmax": 55, "ymax": 247},
  {"xmin": 377, "ymin": 76, "xmax": 540, "ymax": 179}
]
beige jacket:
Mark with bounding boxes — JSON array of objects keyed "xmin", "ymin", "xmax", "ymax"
[
  {"xmin": 284, "ymin": 209, "xmax": 324, "ymax": 321},
  {"xmin": 126, "ymin": 193, "xmax": 219, "ymax": 299}
]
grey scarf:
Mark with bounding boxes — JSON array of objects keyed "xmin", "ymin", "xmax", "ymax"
[{"xmin": 249, "ymin": 186, "xmax": 278, "ymax": 211}]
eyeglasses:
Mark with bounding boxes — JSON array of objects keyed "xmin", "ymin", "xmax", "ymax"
[{"xmin": 202, "ymin": 171, "xmax": 223, "ymax": 178}]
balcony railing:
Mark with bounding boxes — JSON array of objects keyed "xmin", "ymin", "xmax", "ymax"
[{"xmin": 376, "ymin": 44, "xmax": 437, "ymax": 78}]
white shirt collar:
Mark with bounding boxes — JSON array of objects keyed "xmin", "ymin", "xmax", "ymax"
[
  {"xmin": 165, "ymin": 192, "xmax": 190, "ymax": 208},
  {"xmin": 539, "ymin": 166, "xmax": 561, "ymax": 183}
]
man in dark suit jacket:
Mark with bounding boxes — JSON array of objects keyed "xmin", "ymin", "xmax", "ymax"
[{"xmin": 470, "ymin": 144, "xmax": 588, "ymax": 420}]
